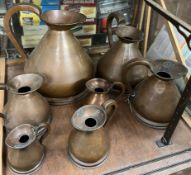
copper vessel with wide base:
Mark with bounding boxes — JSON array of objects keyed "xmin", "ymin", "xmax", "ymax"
[
  {"xmin": 68, "ymin": 99, "xmax": 117, "ymax": 167},
  {"xmin": 4, "ymin": 4, "xmax": 94, "ymax": 104}
]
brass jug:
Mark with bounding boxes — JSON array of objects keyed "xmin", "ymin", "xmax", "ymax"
[
  {"xmin": 1, "ymin": 73, "xmax": 51, "ymax": 132},
  {"xmin": 97, "ymin": 12, "xmax": 148, "ymax": 87},
  {"xmin": 84, "ymin": 78, "xmax": 125, "ymax": 106},
  {"xmin": 68, "ymin": 99, "xmax": 117, "ymax": 167},
  {"xmin": 124, "ymin": 59, "xmax": 188, "ymax": 129},
  {"xmin": 5, "ymin": 123, "xmax": 49, "ymax": 174},
  {"xmin": 4, "ymin": 4, "xmax": 94, "ymax": 100}
]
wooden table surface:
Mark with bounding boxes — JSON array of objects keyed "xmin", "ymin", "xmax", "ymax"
[{"xmin": 3, "ymin": 64, "xmax": 191, "ymax": 175}]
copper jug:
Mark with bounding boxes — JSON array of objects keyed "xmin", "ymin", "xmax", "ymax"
[
  {"xmin": 4, "ymin": 4, "xmax": 94, "ymax": 100},
  {"xmin": 97, "ymin": 12, "xmax": 148, "ymax": 87},
  {"xmin": 124, "ymin": 59, "xmax": 188, "ymax": 129},
  {"xmin": 68, "ymin": 99, "xmax": 117, "ymax": 167},
  {"xmin": 5, "ymin": 123, "xmax": 49, "ymax": 174},
  {"xmin": 85, "ymin": 78, "xmax": 125, "ymax": 106},
  {"xmin": 1, "ymin": 73, "xmax": 51, "ymax": 132}
]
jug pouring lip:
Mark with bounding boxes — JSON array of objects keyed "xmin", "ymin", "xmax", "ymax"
[
  {"xmin": 7, "ymin": 73, "xmax": 44, "ymax": 95},
  {"xmin": 71, "ymin": 105, "xmax": 107, "ymax": 132},
  {"xmin": 5, "ymin": 124, "xmax": 37, "ymax": 149},
  {"xmin": 41, "ymin": 10, "xmax": 86, "ymax": 29},
  {"xmin": 86, "ymin": 78, "xmax": 112, "ymax": 94},
  {"xmin": 116, "ymin": 25, "xmax": 143, "ymax": 43},
  {"xmin": 149, "ymin": 59, "xmax": 188, "ymax": 80}
]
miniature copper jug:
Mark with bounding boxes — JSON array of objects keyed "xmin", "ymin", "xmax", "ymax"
[
  {"xmin": 97, "ymin": 12, "xmax": 148, "ymax": 87},
  {"xmin": 5, "ymin": 123, "xmax": 49, "ymax": 174},
  {"xmin": 4, "ymin": 4, "xmax": 94, "ymax": 100},
  {"xmin": 124, "ymin": 59, "xmax": 188, "ymax": 129},
  {"xmin": 85, "ymin": 78, "xmax": 125, "ymax": 106},
  {"xmin": 1, "ymin": 73, "xmax": 51, "ymax": 132},
  {"xmin": 68, "ymin": 99, "xmax": 117, "ymax": 167}
]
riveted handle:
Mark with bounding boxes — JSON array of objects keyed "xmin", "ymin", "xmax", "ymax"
[
  {"xmin": 107, "ymin": 12, "xmax": 126, "ymax": 47},
  {"xmin": 4, "ymin": 4, "xmax": 41, "ymax": 59},
  {"xmin": 112, "ymin": 81, "xmax": 125, "ymax": 101},
  {"xmin": 123, "ymin": 59, "xmax": 151, "ymax": 71},
  {"xmin": 102, "ymin": 99, "xmax": 117, "ymax": 127},
  {"xmin": 36, "ymin": 122, "xmax": 50, "ymax": 142}
]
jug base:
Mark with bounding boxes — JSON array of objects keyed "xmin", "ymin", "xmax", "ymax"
[
  {"xmin": 8, "ymin": 151, "xmax": 45, "ymax": 175},
  {"xmin": 47, "ymin": 89, "xmax": 89, "ymax": 105},
  {"xmin": 130, "ymin": 103, "xmax": 168, "ymax": 129},
  {"xmin": 68, "ymin": 149, "xmax": 108, "ymax": 168}
]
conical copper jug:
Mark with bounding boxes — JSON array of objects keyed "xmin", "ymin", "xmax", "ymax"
[
  {"xmin": 4, "ymin": 4, "xmax": 94, "ymax": 100},
  {"xmin": 124, "ymin": 59, "xmax": 188, "ymax": 129},
  {"xmin": 68, "ymin": 99, "xmax": 117, "ymax": 167},
  {"xmin": 84, "ymin": 78, "xmax": 125, "ymax": 106},
  {"xmin": 97, "ymin": 12, "xmax": 148, "ymax": 87},
  {"xmin": 1, "ymin": 73, "xmax": 51, "ymax": 132},
  {"xmin": 6, "ymin": 123, "xmax": 49, "ymax": 174}
]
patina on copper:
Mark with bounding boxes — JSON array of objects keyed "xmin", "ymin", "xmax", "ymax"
[
  {"xmin": 4, "ymin": 4, "xmax": 94, "ymax": 99},
  {"xmin": 84, "ymin": 78, "xmax": 125, "ymax": 106},
  {"xmin": 6, "ymin": 123, "xmax": 49, "ymax": 174},
  {"xmin": 68, "ymin": 99, "xmax": 117, "ymax": 167},
  {"xmin": 125, "ymin": 59, "xmax": 188, "ymax": 129},
  {"xmin": 97, "ymin": 12, "xmax": 148, "ymax": 87},
  {"xmin": 2, "ymin": 73, "xmax": 51, "ymax": 132}
]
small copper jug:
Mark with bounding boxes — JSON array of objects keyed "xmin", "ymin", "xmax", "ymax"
[
  {"xmin": 5, "ymin": 123, "xmax": 49, "ymax": 174},
  {"xmin": 4, "ymin": 4, "xmax": 94, "ymax": 100},
  {"xmin": 124, "ymin": 59, "xmax": 188, "ymax": 129},
  {"xmin": 97, "ymin": 12, "xmax": 148, "ymax": 87},
  {"xmin": 1, "ymin": 73, "xmax": 51, "ymax": 132},
  {"xmin": 68, "ymin": 99, "xmax": 117, "ymax": 167},
  {"xmin": 85, "ymin": 78, "xmax": 125, "ymax": 106}
]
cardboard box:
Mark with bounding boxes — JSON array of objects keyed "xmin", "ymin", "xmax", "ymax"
[
  {"xmin": 20, "ymin": 11, "xmax": 40, "ymax": 26},
  {"xmin": 80, "ymin": 6, "xmax": 96, "ymax": 18},
  {"xmin": 41, "ymin": 0, "xmax": 60, "ymax": 6},
  {"xmin": 19, "ymin": 0, "xmax": 42, "ymax": 6},
  {"xmin": 78, "ymin": 37, "xmax": 92, "ymax": 47}
]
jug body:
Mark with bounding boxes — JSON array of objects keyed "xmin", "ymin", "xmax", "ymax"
[
  {"xmin": 68, "ymin": 100, "xmax": 117, "ymax": 167},
  {"xmin": 97, "ymin": 12, "xmax": 147, "ymax": 86},
  {"xmin": 4, "ymin": 5, "xmax": 94, "ymax": 99},
  {"xmin": 127, "ymin": 59, "xmax": 188, "ymax": 128},
  {"xmin": 5, "ymin": 123, "xmax": 49, "ymax": 174},
  {"xmin": 3, "ymin": 73, "xmax": 50, "ymax": 132}
]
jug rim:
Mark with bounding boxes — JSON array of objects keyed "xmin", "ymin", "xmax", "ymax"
[
  {"xmin": 5, "ymin": 124, "xmax": 36, "ymax": 149},
  {"xmin": 149, "ymin": 59, "xmax": 188, "ymax": 80},
  {"xmin": 86, "ymin": 78, "xmax": 112, "ymax": 94},
  {"xmin": 116, "ymin": 25, "xmax": 143, "ymax": 43},
  {"xmin": 7, "ymin": 73, "xmax": 44, "ymax": 95},
  {"xmin": 71, "ymin": 105, "xmax": 107, "ymax": 132},
  {"xmin": 41, "ymin": 10, "xmax": 86, "ymax": 29}
]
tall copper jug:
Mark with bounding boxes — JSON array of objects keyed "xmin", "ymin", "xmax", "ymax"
[
  {"xmin": 124, "ymin": 59, "xmax": 188, "ymax": 129},
  {"xmin": 1, "ymin": 73, "xmax": 51, "ymax": 132},
  {"xmin": 6, "ymin": 123, "xmax": 49, "ymax": 174},
  {"xmin": 97, "ymin": 12, "xmax": 148, "ymax": 87},
  {"xmin": 68, "ymin": 99, "xmax": 117, "ymax": 167},
  {"xmin": 4, "ymin": 4, "xmax": 94, "ymax": 100}
]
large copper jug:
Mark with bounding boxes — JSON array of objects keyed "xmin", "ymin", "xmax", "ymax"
[
  {"xmin": 6, "ymin": 123, "xmax": 49, "ymax": 174},
  {"xmin": 4, "ymin": 4, "xmax": 94, "ymax": 99},
  {"xmin": 68, "ymin": 99, "xmax": 117, "ymax": 167},
  {"xmin": 124, "ymin": 59, "xmax": 188, "ymax": 129},
  {"xmin": 97, "ymin": 12, "xmax": 148, "ymax": 87},
  {"xmin": 1, "ymin": 73, "xmax": 51, "ymax": 132}
]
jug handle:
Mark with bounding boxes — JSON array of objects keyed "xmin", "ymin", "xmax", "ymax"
[
  {"xmin": 36, "ymin": 123, "xmax": 50, "ymax": 142},
  {"xmin": 107, "ymin": 12, "xmax": 126, "ymax": 47},
  {"xmin": 112, "ymin": 81, "xmax": 125, "ymax": 101},
  {"xmin": 102, "ymin": 99, "xmax": 117, "ymax": 127},
  {"xmin": 122, "ymin": 59, "xmax": 152, "ymax": 96},
  {"xmin": 3, "ymin": 4, "xmax": 41, "ymax": 59}
]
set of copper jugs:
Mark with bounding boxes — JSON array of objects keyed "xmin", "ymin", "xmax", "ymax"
[{"xmin": 2, "ymin": 3, "xmax": 188, "ymax": 173}]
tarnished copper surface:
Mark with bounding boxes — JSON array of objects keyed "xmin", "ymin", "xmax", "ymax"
[{"xmin": 4, "ymin": 4, "xmax": 94, "ymax": 99}]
